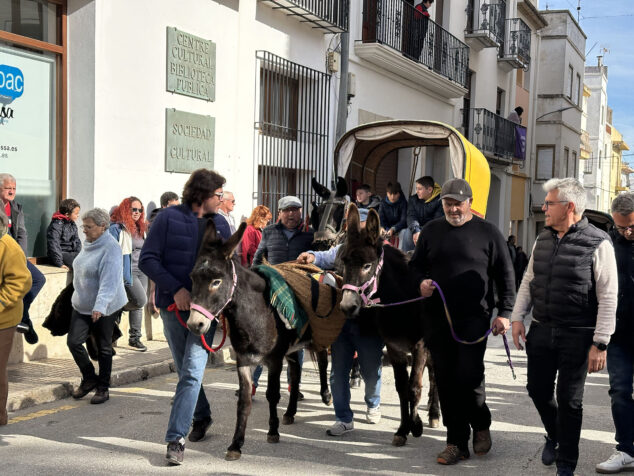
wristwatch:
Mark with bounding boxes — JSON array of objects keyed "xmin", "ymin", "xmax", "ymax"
[{"xmin": 592, "ymin": 341, "xmax": 608, "ymax": 351}]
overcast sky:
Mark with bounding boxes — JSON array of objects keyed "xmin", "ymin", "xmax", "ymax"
[{"xmin": 539, "ymin": 0, "xmax": 634, "ymax": 166}]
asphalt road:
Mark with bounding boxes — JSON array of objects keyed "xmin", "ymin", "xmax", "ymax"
[{"xmin": 1, "ymin": 340, "xmax": 617, "ymax": 475}]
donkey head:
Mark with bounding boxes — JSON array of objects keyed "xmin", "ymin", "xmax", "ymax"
[
  {"xmin": 311, "ymin": 177, "xmax": 349, "ymax": 250},
  {"xmin": 187, "ymin": 220, "xmax": 246, "ymax": 335},
  {"xmin": 339, "ymin": 203, "xmax": 383, "ymax": 317}
]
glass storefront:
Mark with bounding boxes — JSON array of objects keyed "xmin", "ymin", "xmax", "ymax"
[{"xmin": 1, "ymin": 0, "xmax": 63, "ymax": 257}]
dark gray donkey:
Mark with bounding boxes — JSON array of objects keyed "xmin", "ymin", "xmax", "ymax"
[
  {"xmin": 338, "ymin": 204, "xmax": 440, "ymax": 446},
  {"xmin": 186, "ymin": 220, "xmax": 306, "ymax": 460}
]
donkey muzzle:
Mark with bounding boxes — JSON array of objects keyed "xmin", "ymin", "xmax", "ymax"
[{"xmin": 187, "ymin": 309, "xmax": 211, "ymax": 335}]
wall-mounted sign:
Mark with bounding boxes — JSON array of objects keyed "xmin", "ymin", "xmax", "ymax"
[
  {"xmin": 165, "ymin": 109, "xmax": 215, "ymax": 173},
  {"xmin": 166, "ymin": 27, "xmax": 215, "ymax": 101}
]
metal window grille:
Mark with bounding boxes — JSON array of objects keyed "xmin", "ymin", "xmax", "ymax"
[{"xmin": 254, "ymin": 51, "xmax": 331, "ymax": 218}]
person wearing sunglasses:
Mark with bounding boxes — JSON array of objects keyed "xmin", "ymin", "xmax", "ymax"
[
  {"xmin": 109, "ymin": 196, "xmax": 149, "ymax": 351},
  {"xmin": 512, "ymin": 178, "xmax": 618, "ymax": 476},
  {"xmin": 218, "ymin": 191, "xmax": 236, "ymax": 234},
  {"xmin": 595, "ymin": 192, "xmax": 634, "ymax": 474},
  {"xmin": 139, "ymin": 169, "xmax": 227, "ymax": 465}
]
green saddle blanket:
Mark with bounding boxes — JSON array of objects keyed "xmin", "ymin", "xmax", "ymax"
[{"xmin": 253, "ymin": 265, "xmax": 308, "ymax": 337}]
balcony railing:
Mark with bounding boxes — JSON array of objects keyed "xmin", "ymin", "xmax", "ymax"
[
  {"xmin": 260, "ymin": 0, "xmax": 349, "ymax": 33},
  {"xmin": 463, "ymin": 108, "xmax": 526, "ymax": 162},
  {"xmin": 499, "ymin": 18, "xmax": 531, "ymax": 69},
  {"xmin": 465, "ymin": 0, "xmax": 506, "ymax": 48},
  {"xmin": 361, "ymin": 0, "xmax": 469, "ymax": 88}
]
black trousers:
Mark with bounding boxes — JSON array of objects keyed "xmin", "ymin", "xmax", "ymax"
[
  {"xmin": 67, "ymin": 309, "xmax": 117, "ymax": 390},
  {"xmin": 429, "ymin": 334, "xmax": 491, "ymax": 451},
  {"xmin": 526, "ymin": 323, "xmax": 594, "ymax": 471}
]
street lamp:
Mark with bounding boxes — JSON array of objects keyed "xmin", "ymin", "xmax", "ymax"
[{"xmin": 536, "ymin": 106, "xmax": 577, "ymax": 121}]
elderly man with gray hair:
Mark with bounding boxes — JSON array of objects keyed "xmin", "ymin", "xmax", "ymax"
[{"xmin": 511, "ymin": 178, "xmax": 618, "ymax": 476}]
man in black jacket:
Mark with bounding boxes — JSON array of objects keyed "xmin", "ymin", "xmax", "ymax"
[
  {"xmin": 512, "ymin": 178, "xmax": 618, "ymax": 476},
  {"xmin": 409, "ymin": 178, "xmax": 515, "ymax": 465},
  {"xmin": 596, "ymin": 192, "xmax": 634, "ymax": 474}
]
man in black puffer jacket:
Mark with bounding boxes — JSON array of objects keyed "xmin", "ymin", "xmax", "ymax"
[
  {"xmin": 512, "ymin": 178, "xmax": 618, "ymax": 476},
  {"xmin": 596, "ymin": 192, "xmax": 634, "ymax": 474},
  {"xmin": 253, "ymin": 196, "xmax": 314, "ymax": 266}
]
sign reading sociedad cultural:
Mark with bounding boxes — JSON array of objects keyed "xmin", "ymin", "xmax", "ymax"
[
  {"xmin": 167, "ymin": 27, "xmax": 215, "ymax": 101},
  {"xmin": 165, "ymin": 109, "xmax": 215, "ymax": 173}
]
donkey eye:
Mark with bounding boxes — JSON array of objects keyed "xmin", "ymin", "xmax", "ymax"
[
  {"xmin": 209, "ymin": 279, "xmax": 222, "ymax": 291},
  {"xmin": 362, "ymin": 263, "xmax": 372, "ymax": 272}
]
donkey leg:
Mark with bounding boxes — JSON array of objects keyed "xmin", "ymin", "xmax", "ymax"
[
  {"xmin": 283, "ymin": 350, "xmax": 301, "ymax": 425},
  {"xmin": 226, "ymin": 364, "xmax": 253, "ymax": 460},
  {"xmin": 426, "ymin": 351, "xmax": 441, "ymax": 428},
  {"xmin": 317, "ymin": 349, "xmax": 332, "ymax": 406},
  {"xmin": 386, "ymin": 346, "xmax": 411, "ymax": 447},
  {"xmin": 408, "ymin": 341, "xmax": 425, "ymax": 438},
  {"xmin": 265, "ymin": 358, "xmax": 283, "ymax": 443}
]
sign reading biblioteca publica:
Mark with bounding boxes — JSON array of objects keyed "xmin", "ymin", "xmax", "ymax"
[
  {"xmin": 166, "ymin": 27, "xmax": 216, "ymax": 101},
  {"xmin": 165, "ymin": 109, "xmax": 215, "ymax": 173}
]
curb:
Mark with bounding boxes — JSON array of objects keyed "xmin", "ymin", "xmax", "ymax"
[{"xmin": 7, "ymin": 346, "xmax": 235, "ymax": 413}]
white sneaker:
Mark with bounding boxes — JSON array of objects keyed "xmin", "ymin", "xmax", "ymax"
[
  {"xmin": 366, "ymin": 405, "xmax": 381, "ymax": 424},
  {"xmin": 596, "ymin": 451, "xmax": 634, "ymax": 474},
  {"xmin": 326, "ymin": 420, "xmax": 354, "ymax": 436}
]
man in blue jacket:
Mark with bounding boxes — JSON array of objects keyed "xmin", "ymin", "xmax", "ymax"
[{"xmin": 139, "ymin": 169, "xmax": 225, "ymax": 465}]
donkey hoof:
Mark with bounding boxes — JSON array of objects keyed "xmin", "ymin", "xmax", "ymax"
[
  {"xmin": 225, "ymin": 450, "xmax": 241, "ymax": 461},
  {"xmin": 321, "ymin": 392, "xmax": 332, "ymax": 406},
  {"xmin": 282, "ymin": 415, "xmax": 295, "ymax": 425},
  {"xmin": 392, "ymin": 435, "xmax": 407, "ymax": 447},
  {"xmin": 411, "ymin": 418, "xmax": 423, "ymax": 438},
  {"xmin": 267, "ymin": 434, "xmax": 280, "ymax": 443},
  {"xmin": 429, "ymin": 418, "xmax": 440, "ymax": 428}
]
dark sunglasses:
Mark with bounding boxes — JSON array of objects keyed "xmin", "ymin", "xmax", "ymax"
[{"xmin": 131, "ymin": 207, "xmax": 143, "ymax": 213}]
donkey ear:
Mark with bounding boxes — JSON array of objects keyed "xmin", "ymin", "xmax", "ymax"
[
  {"xmin": 347, "ymin": 203, "xmax": 361, "ymax": 237},
  {"xmin": 202, "ymin": 218, "xmax": 218, "ymax": 243},
  {"xmin": 365, "ymin": 209, "xmax": 381, "ymax": 245},
  {"xmin": 222, "ymin": 222, "xmax": 247, "ymax": 260},
  {"xmin": 312, "ymin": 177, "xmax": 331, "ymax": 200},
  {"xmin": 335, "ymin": 176, "xmax": 348, "ymax": 198}
]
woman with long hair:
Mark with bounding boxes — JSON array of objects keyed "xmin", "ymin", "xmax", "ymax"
[
  {"xmin": 109, "ymin": 196, "xmax": 148, "ymax": 351},
  {"xmin": 241, "ymin": 205, "xmax": 272, "ymax": 267}
]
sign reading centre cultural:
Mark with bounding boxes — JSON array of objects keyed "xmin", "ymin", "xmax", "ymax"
[
  {"xmin": 167, "ymin": 27, "xmax": 216, "ymax": 101},
  {"xmin": 165, "ymin": 109, "xmax": 215, "ymax": 173},
  {"xmin": 167, "ymin": 27, "xmax": 215, "ymax": 101}
]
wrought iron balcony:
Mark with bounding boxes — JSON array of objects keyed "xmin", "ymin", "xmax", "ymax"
[
  {"xmin": 463, "ymin": 108, "xmax": 526, "ymax": 163},
  {"xmin": 358, "ymin": 0, "xmax": 469, "ymax": 93},
  {"xmin": 498, "ymin": 18, "xmax": 531, "ymax": 70},
  {"xmin": 465, "ymin": 0, "xmax": 506, "ymax": 49},
  {"xmin": 259, "ymin": 0, "xmax": 349, "ymax": 33}
]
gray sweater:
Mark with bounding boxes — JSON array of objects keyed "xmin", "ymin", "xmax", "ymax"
[{"xmin": 72, "ymin": 231, "xmax": 127, "ymax": 316}]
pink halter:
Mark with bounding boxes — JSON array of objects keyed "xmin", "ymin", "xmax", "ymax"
[
  {"xmin": 190, "ymin": 260, "xmax": 238, "ymax": 322},
  {"xmin": 341, "ymin": 249, "xmax": 384, "ymax": 307}
]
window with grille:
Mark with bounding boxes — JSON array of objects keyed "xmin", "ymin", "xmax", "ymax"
[{"xmin": 254, "ymin": 51, "xmax": 331, "ymax": 217}]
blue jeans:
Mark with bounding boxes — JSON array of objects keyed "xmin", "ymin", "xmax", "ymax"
[
  {"xmin": 330, "ymin": 320, "xmax": 383, "ymax": 423},
  {"xmin": 399, "ymin": 229, "xmax": 415, "ymax": 252},
  {"xmin": 160, "ymin": 308, "xmax": 217, "ymax": 442},
  {"xmin": 22, "ymin": 261, "xmax": 46, "ymax": 326},
  {"xmin": 607, "ymin": 340, "xmax": 634, "ymax": 457},
  {"xmin": 252, "ymin": 349, "xmax": 304, "ymax": 388}
]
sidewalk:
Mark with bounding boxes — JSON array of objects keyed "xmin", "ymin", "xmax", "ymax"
[{"xmin": 6, "ymin": 338, "xmax": 234, "ymax": 412}]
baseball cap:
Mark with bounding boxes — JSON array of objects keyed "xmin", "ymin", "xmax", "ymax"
[
  {"xmin": 278, "ymin": 196, "xmax": 302, "ymax": 210},
  {"xmin": 440, "ymin": 178, "xmax": 472, "ymax": 202}
]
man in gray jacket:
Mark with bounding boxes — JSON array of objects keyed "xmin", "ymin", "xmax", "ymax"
[{"xmin": 511, "ymin": 178, "xmax": 618, "ymax": 476}]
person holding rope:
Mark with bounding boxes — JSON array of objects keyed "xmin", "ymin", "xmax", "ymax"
[
  {"xmin": 409, "ymin": 178, "xmax": 516, "ymax": 465},
  {"xmin": 139, "ymin": 169, "xmax": 226, "ymax": 465},
  {"xmin": 512, "ymin": 178, "xmax": 617, "ymax": 476}
]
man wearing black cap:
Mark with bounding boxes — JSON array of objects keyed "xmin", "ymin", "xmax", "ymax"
[{"xmin": 409, "ymin": 178, "xmax": 516, "ymax": 466}]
